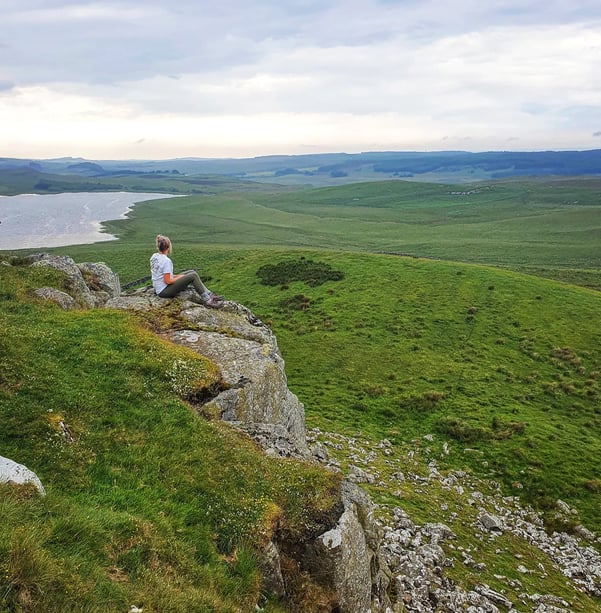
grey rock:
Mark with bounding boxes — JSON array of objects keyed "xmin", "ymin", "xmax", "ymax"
[
  {"xmin": 574, "ymin": 524, "xmax": 596, "ymax": 542},
  {"xmin": 77, "ymin": 261, "xmax": 121, "ymax": 302},
  {"xmin": 33, "ymin": 287, "xmax": 76, "ymax": 310},
  {"xmin": 306, "ymin": 482, "xmax": 391, "ymax": 613},
  {"xmin": 478, "ymin": 513, "xmax": 504, "ymax": 532},
  {"xmin": 311, "ymin": 442, "xmax": 329, "ymax": 462},
  {"xmin": 422, "ymin": 522, "xmax": 455, "ymax": 544},
  {"xmin": 0, "ymin": 455, "xmax": 45, "ymax": 495},
  {"xmin": 474, "ymin": 584, "xmax": 513, "ymax": 609},
  {"xmin": 347, "ymin": 464, "xmax": 376, "ymax": 484},
  {"xmin": 260, "ymin": 541, "xmax": 286, "ymax": 598},
  {"xmin": 105, "ymin": 293, "xmax": 169, "ymax": 311},
  {"xmin": 170, "ymin": 328, "xmax": 307, "ymax": 453},
  {"xmin": 31, "ymin": 254, "xmax": 95, "ymax": 307}
]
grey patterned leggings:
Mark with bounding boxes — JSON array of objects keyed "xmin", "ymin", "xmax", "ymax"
[{"xmin": 158, "ymin": 270, "xmax": 209, "ymax": 298}]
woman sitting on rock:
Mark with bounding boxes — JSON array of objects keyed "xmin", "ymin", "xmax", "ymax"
[{"xmin": 150, "ymin": 234, "xmax": 223, "ymax": 307}]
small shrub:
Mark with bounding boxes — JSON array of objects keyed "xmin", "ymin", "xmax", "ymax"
[
  {"xmin": 421, "ymin": 390, "xmax": 444, "ymax": 406},
  {"xmin": 551, "ymin": 347, "xmax": 581, "ymax": 366},
  {"xmin": 584, "ymin": 479, "xmax": 601, "ymax": 493},
  {"xmin": 278, "ymin": 294, "xmax": 312, "ymax": 311},
  {"xmin": 435, "ymin": 417, "xmax": 490, "ymax": 443},
  {"xmin": 365, "ymin": 384, "xmax": 385, "ymax": 397}
]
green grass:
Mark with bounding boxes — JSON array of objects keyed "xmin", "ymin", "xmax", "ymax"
[
  {"xmin": 47, "ymin": 241, "xmax": 601, "ymax": 534},
  {"xmin": 3, "ymin": 174, "xmax": 600, "ymax": 287},
  {"xmin": 34, "ymin": 173, "xmax": 599, "ymax": 532},
  {"xmin": 0, "ymin": 263, "xmax": 341, "ymax": 612},
  {"xmin": 210, "ymin": 250, "xmax": 601, "ymax": 531}
]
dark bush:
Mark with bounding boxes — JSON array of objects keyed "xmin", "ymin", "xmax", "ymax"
[{"xmin": 256, "ymin": 259, "xmax": 344, "ymax": 287}]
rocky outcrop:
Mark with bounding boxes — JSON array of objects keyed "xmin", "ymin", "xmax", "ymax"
[
  {"xmin": 303, "ymin": 481, "xmax": 392, "ymax": 612},
  {"xmin": 106, "ymin": 287, "xmax": 307, "ymax": 452},
  {"xmin": 0, "ymin": 456, "xmax": 46, "ymax": 495},
  {"xmin": 104, "ymin": 285, "xmax": 394, "ymax": 610},
  {"xmin": 30, "ymin": 254, "xmax": 120, "ymax": 308}
]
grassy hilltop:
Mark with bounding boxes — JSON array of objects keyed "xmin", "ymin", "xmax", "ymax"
[
  {"xmin": 0, "ymin": 263, "xmax": 341, "ymax": 612},
  {"xmin": 62, "ymin": 244, "xmax": 601, "ymax": 529}
]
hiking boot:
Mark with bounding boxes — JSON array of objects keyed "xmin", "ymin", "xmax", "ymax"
[{"xmin": 205, "ymin": 293, "xmax": 224, "ymax": 308}]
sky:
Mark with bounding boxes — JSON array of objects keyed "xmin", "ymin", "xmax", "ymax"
[{"xmin": 1, "ymin": 0, "xmax": 601, "ymax": 160}]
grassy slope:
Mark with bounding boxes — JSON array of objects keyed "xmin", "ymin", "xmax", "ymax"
[
  {"xmin": 58, "ymin": 243, "xmax": 601, "ymax": 533},
  {"xmin": 0, "ymin": 264, "xmax": 341, "ymax": 612},
  {"xmin": 198, "ymin": 250, "xmax": 601, "ymax": 531}
]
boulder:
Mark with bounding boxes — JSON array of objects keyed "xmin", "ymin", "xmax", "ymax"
[
  {"xmin": 30, "ymin": 255, "xmax": 120, "ymax": 308},
  {"xmin": 478, "ymin": 512, "xmax": 504, "ymax": 532},
  {"xmin": 0, "ymin": 456, "xmax": 46, "ymax": 495},
  {"xmin": 31, "ymin": 254, "xmax": 95, "ymax": 307},
  {"xmin": 77, "ymin": 262, "xmax": 121, "ymax": 301},
  {"xmin": 33, "ymin": 287, "xmax": 76, "ymax": 310}
]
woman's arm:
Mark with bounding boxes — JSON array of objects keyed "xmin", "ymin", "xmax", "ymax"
[{"xmin": 162, "ymin": 272, "xmax": 183, "ymax": 285}]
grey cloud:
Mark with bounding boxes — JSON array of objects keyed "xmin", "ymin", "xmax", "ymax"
[
  {"xmin": 593, "ymin": 131, "xmax": 601, "ymax": 137},
  {"xmin": 5, "ymin": 0, "xmax": 601, "ymax": 88}
]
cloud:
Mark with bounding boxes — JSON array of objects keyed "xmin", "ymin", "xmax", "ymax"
[
  {"xmin": 2, "ymin": 1, "xmax": 601, "ymax": 157},
  {"xmin": 593, "ymin": 131, "xmax": 601, "ymax": 137}
]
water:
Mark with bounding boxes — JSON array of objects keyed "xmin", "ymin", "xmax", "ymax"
[{"xmin": 0, "ymin": 192, "xmax": 179, "ymax": 250}]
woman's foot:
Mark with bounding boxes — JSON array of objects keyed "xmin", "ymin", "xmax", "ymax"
[{"xmin": 205, "ymin": 293, "xmax": 224, "ymax": 308}]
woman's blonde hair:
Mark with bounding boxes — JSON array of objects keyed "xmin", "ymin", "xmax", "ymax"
[{"xmin": 156, "ymin": 234, "xmax": 172, "ymax": 254}]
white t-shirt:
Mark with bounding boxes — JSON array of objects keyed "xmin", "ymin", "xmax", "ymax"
[{"xmin": 150, "ymin": 252, "xmax": 173, "ymax": 295}]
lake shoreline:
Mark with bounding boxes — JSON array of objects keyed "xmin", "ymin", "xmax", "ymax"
[{"xmin": 0, "ymin": 192, "xmax": 181, "ymax": 250}]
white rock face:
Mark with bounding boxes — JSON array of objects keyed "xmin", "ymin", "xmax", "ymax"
[{"xmin": 0, "ymin": 456, "xmax": 46, "ymax": 495}]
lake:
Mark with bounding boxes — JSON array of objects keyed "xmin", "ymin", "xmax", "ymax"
[{"xmin": 0, "ymin": 192, "xmax": 180, "ymax": 250}]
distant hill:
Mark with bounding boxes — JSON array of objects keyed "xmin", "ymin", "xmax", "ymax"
[{"xmin": 2, "ymin": 149, "xmax": 601, "ymax": 186}]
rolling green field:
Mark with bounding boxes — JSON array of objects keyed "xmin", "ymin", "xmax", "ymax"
[
  {"xmin": 84, "ymin": 176, "xmax": 601, "ymax": 290},
  {"xmin": 22, "ymin": 175, "xmax": 598, "ymax": 531},
  {"xmin": 2, "ymin": 174, "xmax": 601, "ymax": 608}
]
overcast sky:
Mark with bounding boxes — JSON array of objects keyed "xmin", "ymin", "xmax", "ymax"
[{"xmin": 2, "ymin": 0, "xmax": 601, "ymax": 159}]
